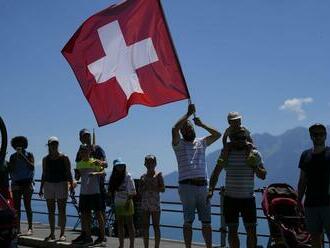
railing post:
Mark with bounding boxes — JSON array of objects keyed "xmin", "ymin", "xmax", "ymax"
[{"xmin": 220, "ymin": 186, "xmax": 226, "ymax": 247}]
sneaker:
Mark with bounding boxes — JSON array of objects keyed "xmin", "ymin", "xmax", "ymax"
[
  {"xmin": 26, "ymin": 229, "xmax": 33, "ymax": 236},
  {"xmin": 72, "ymin": 234, "xmax": 85, "ymax": 244},
  {"xmin": 44, "ymin": 234, "xmax": 56, "ymax": 242},
  {"xmin": 82, "ymin": 236, "xmax": 93, "ymax": 246},
  {"xmin": 93, "ymin": 237, "xmax": 106, "ymax": 246},
  {"xmin": 58, "ymin": 235, "xmax": 66, "ymax": 241}
]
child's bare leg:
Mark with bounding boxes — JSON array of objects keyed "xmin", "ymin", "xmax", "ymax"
[
  {"xmin": 143, "ymin": 211, "xmax": 150, "ymax": 248},
  {"xmin": 151, "ymin": 211, "xmax": 161, "ymax": 248},
  {"xmin": 117, "ymin": 216, "xmax": 125, "ymax": 248},
  {"xmin": 127, "ymin": 215, "xmax": 135, "ymax": 248}
]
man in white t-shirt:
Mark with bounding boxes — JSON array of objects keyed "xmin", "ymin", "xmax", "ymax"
[{"xmin": 172, "ymin": 104, "xmax": 221, "ymax": 248}]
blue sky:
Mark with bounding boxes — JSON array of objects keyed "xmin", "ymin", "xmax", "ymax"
[{"xmin": 1, "ymin": 0, "xmax": 329, "ymax": 177}]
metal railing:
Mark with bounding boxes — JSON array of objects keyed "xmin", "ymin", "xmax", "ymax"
[{"xmin": 21, "ymin": 179, "xmax": 329, "ymax": 247}]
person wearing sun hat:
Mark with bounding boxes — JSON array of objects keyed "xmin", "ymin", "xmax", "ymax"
[
  {"xmin": 222, "ymin": 111, "xmax": 253, "ymax": 149},
  {"xmin": 39, "ymin": 136, "xmax": 73, "ymax": 241},
  {"xmin": 108, "ymin": 158, "xmax": 136, "ymax": 248}
]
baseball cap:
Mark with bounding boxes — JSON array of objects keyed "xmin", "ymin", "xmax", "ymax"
[
  {"xmin": 79, "ymin": 128, "xmax": 91, "ymax": 138},
  {"xmin": 113, "ymin": 158, "xmax": 126, "ymax": 166},
  {"xmin": 47, "ymin": 136, "xmax": 59, "ymax": 145},
  {"xmin": 227, "ymin": 112, "xmax": 242, "ymax": 121}
]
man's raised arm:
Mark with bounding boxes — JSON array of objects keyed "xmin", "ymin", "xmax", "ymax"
[
  {"xmin": 172, "ymin": 104, "xmax": 195, "ymax": 146},
  {"xmin": 193, "ymin": 117, "xmax": 221, "ymax": 146}
]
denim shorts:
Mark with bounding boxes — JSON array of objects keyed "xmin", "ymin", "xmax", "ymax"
[
  {"xmin": 178, "ymin": 184, "xmax": 211, "ymax": 224},
  {"xmin": 305, "ymin": 206, "xmax": 330, "ymax": 237}
]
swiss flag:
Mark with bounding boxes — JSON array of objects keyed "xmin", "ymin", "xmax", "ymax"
[{"xmin": 62, "ymin": 0, "xmax": 189, "ymax": 126}]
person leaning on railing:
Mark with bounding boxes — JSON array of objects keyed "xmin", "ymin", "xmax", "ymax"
[
  {"xmin": 208, "ymin": 128, "xmax": 266, "ymax": 248},
  {"xmin": 172, "ymin": 103, "xmax": 221, "ymax": 248}
]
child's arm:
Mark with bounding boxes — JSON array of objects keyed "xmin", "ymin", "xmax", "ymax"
[
  {"xmin": 157, "ymin": 172, "xmax": 165, "ymax": 193},
  {"xmin": 127, "ymin": 174, "xmax": 137, "ymax": 197},
  {"xmin": 222, "ymin": 128, "xmax": 229, "ymax": 148},
  {"xmin": 208, "ymin": 151, "xmax": 227, "ymax": 199},
  {"xmin": 139, "ymin": 175, "xmax": 146, "ymax": 193},
  {"xmin": 89, "ymin": 171, "xmax": 105, "ymax": 176},
  {"xmin": 39, "ymin": 157, "xmax": 47, "ymax": 197}
]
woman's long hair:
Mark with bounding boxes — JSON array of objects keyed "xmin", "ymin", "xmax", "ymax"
[{"xmin": 108, "ymin": 165, "xmax": 126, "ymax": 194}]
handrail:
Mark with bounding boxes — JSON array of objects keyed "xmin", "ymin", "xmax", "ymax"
[{"xmin": 23, "ymin": 179, "xmax": 328, "ymax": 247}]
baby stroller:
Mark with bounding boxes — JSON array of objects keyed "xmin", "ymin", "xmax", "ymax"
[
  {"xmin": 0, "ymin": 193, "xmax": 17, "ymax": 247},
  {"xmin": 262, "ymin": 183, "xmax": 311, "ymax": 248}
]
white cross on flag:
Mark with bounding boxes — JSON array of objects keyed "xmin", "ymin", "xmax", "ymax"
[{"xmin": 62, "ymin": 0, "xmax": 189, "ymax": 126}]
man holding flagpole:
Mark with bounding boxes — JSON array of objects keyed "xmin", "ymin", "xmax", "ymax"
[{"xmin": 172, "ymin": 104, "xmax": 221, "ymax": 248}]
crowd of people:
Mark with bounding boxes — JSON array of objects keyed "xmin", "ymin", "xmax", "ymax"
[{"xmin": 1, "ymin": 104, "xmax": 329, "ymax": 248}]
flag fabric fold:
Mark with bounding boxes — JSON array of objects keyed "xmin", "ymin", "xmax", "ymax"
[{"xmin": 62, "ymin": 0, "xmax": 189, "ymax": 126}]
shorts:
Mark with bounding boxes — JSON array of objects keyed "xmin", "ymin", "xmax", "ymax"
[
  {"xmin": 178, "ymin": 184, "xmax": 211, "ymax": 224},
  {"xmin": 79, "ymin": 194, "xmax": 103, "ymax": 212},
  {"xmin": 141, "ymin": 192, "xmax": 160, "ymax": 212},
  {"xmin": 305, "ymin": 206, "xmax": 330, "ymax": 236},
  {"xmin": 115, "ymin": 199, "xmax": 134, "ymax": 217},
  {"xmin": 223, "ymin": 196, "xmax": 256, "ymax": 227},
  {"xmin": 44, "ymin": 182, "xmax": 68, "ymax": 200}
]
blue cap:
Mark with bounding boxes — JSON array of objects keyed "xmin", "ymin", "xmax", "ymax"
[{"xmin": 113, "ymin": 158, "xmax": 126, "ymax": 166}]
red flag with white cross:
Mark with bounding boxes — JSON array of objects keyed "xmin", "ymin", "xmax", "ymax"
[{"xmin": 62, "ymin": 0, "xmax": 190, "ymax": 126}]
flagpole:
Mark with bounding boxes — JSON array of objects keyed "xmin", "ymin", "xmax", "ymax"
[
  {"xmin": 158, "ymin": 0, "xmax": 192, "ymax": 103},
  {"xmin": 92, "ymin": 128, "xmax": 96, "ymax": 145}
]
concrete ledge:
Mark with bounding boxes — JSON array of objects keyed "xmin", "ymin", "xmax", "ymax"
[
  {"xmin": 18, "ymin": 222, "xmax": 208, "ymax": 247},
  {"xmin": 18, "ymin": 236, "xmax": 73, "ymax": 248}
]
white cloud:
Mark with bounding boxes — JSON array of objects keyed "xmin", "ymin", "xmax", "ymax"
[{"xmin": 279, "ymin": 97, "xmax": 313, "ymax": 120}]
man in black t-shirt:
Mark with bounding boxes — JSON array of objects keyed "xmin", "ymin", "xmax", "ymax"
[{"xmin": 297, "ymin": 123, "xmax": 330, "ymax": 248}]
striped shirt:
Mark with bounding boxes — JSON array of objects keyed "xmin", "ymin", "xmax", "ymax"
[
  {"xmin": 224, "ymin": 149, "xmax": 263, "ymax": 198},
  {"xmin": 173, "ymin": 137, "xmax": 208, "ymax": 181}
]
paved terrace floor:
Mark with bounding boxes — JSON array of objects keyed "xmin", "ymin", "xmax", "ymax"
[{"xmin": 17, "ymin": 222, "xmax": 207, "ymax": 248}]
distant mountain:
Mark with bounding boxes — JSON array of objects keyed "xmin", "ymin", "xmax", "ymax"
[{"xmin": 164, "ymin": 126, "xmax": 330, "ymax": 194}]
